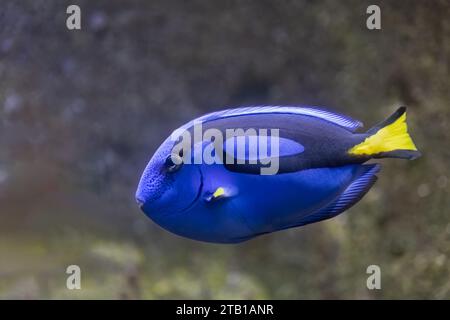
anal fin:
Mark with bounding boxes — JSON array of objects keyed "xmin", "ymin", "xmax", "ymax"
[{"xmin": 289, "ymin": 164, "xmax": 381, "ymax": 228}]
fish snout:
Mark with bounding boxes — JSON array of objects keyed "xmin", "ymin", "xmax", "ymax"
[
  {"xmin": 135, "ymin": 163, "xmax": 166, "ymax": 211},
  {"xmin": 135, "ymin": 172, "xmax": 167, "ymax": 213}
]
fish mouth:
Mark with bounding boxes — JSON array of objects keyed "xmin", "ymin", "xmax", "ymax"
[{"xmin": 135, "ymin": 195, "xmax": 145, "ymax": 209}]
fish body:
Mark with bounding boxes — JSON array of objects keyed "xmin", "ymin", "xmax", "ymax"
[{"xmin": 136, "ymin": 106, "xmax": 420, "ymax": 243}]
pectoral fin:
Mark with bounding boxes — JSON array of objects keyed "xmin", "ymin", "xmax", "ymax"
[{"xmin": 204, "ymin": 187, "xmax": 235, "ymax": 203}]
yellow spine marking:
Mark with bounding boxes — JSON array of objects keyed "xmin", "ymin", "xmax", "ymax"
[
  {"xmin": 348, "ymin": 113, "xmax": 417, "ymax": 156},
  {"xmin": 213, "ymin": 187, "xmax": 225, "ymax": 198}
]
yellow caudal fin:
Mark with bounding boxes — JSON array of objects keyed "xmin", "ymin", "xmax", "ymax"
[{"xmin": 348, "ymin": 107, "xmax": 421, "ymax": 160}]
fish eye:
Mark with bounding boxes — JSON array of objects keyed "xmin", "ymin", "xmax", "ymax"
[{"xmin": 165, "ymin": 154, "xmax": 183, "ymax": 173}]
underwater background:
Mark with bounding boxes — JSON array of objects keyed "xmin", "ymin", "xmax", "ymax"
[{"xmin": 0, "ymin": 0, "xmax": 449, "ymax": 299}]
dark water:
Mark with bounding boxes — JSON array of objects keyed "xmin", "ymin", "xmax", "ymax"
[{"xmin": 0, "ymin": 0, "xmax": 449, "ymax": 299}]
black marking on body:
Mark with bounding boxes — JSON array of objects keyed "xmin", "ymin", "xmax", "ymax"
[{"xmin": 185, "ymin": 113, "xmax": 370, "ymax": 174}]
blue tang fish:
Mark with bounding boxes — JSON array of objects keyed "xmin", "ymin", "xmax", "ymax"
[{"xmin": 136, "ymin": 106, "xmax": 420, "ymax": 243}]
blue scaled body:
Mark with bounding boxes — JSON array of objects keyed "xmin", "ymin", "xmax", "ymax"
[{"xmin": 136, "ymin": 106, "xmax": 420, "ymax": 243}]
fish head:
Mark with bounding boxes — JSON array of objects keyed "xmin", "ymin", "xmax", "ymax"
[{"xmin": 136, "ymin": 137, "xmax": 202, "ymax": 219}]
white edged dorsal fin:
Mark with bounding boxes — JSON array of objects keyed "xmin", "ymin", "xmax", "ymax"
[{"xmin": 197, "ymin": 105, "xmax": 363, "ymax": 132}]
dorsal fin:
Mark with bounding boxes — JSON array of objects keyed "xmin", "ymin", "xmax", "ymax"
[
  {"xmin": 171, "ymin": 105, "xmax": 363, "ymax": 140},
  {"xmin": 197, "ymin": 105, "xmax": 364, "ymax": 132}
]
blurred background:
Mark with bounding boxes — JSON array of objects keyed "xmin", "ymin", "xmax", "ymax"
[{"xmin": 0, "ymin": 0, "xmax": 449, "ymax": 299}]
